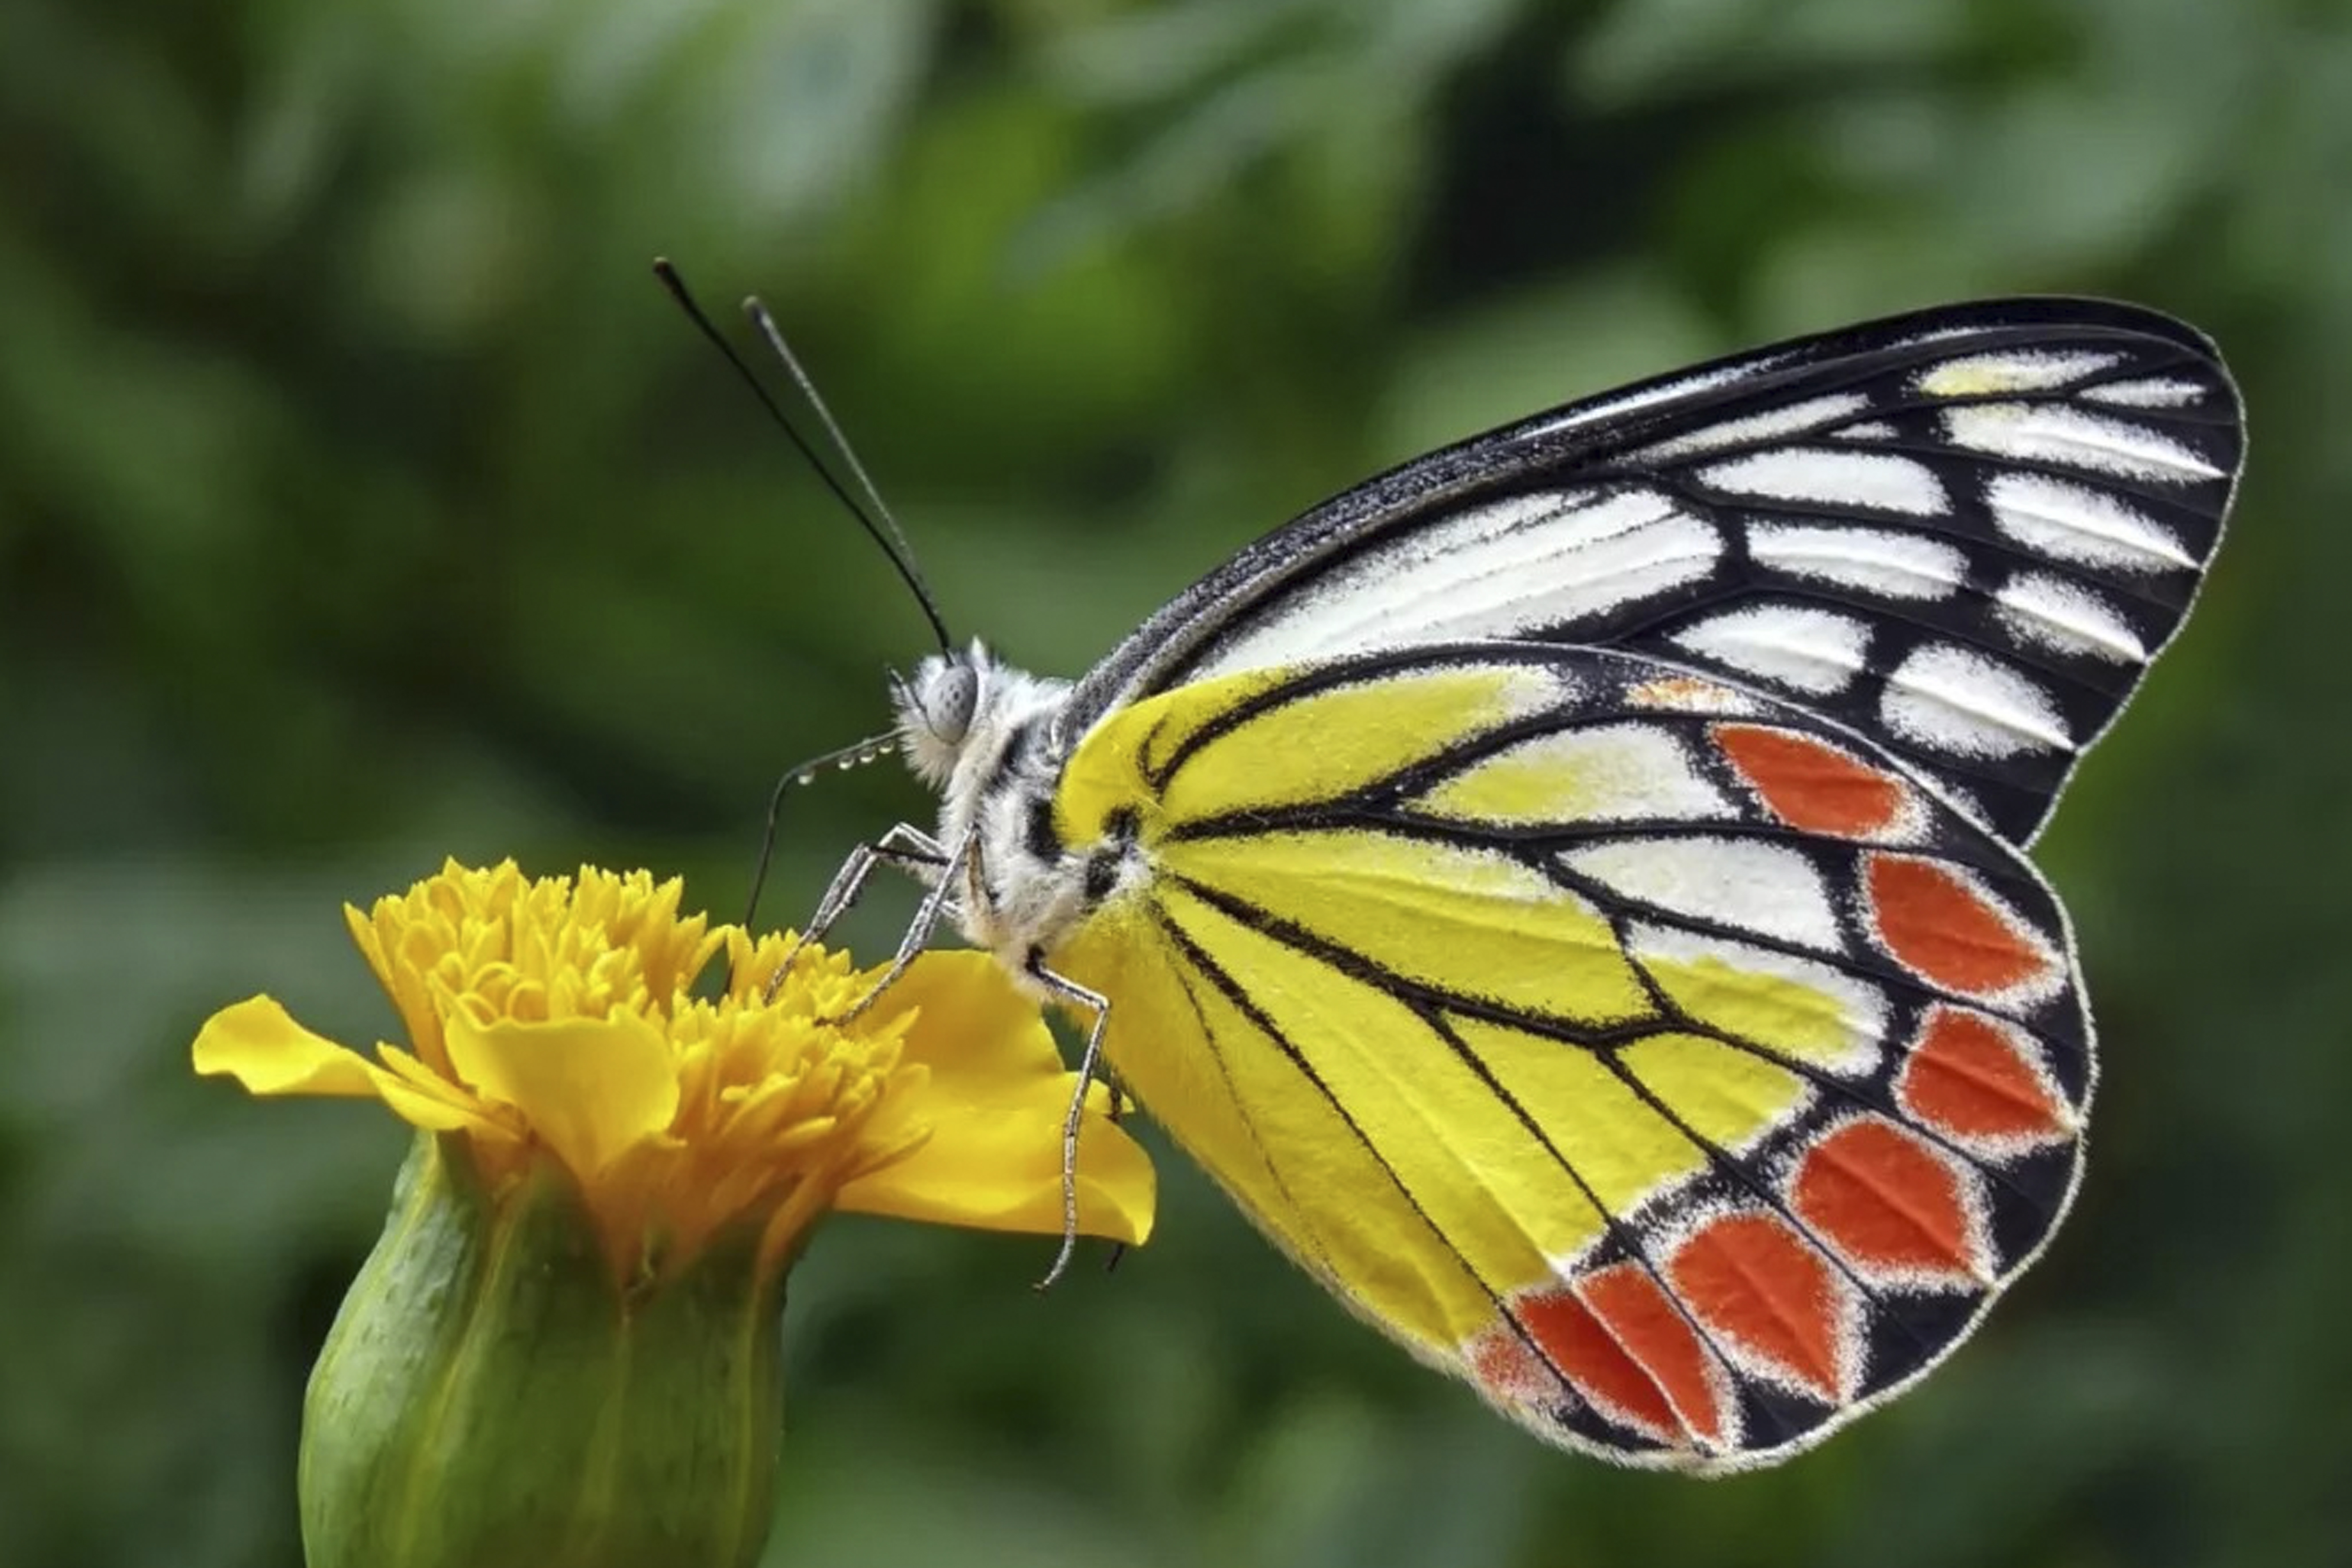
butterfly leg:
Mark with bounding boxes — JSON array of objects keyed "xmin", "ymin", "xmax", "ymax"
[
  {"xmin": 763, "ymin": 823, "xmax": 949, "ymax": 1000},
  {"xmin": 824, "ymin": 825, "xmax": 980, "ymax": 1021},
  {"xmin": 800, "ymin": 823, "xmax": 946, "ymax": 940},
  {"xmin": 1025, "ymin": 962, "xmax": 1111, "ymax": 1292}
]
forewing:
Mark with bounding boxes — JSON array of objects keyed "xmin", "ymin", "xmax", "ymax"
[
  {"xmin": 1051, "ymin": 644, "xmax": 2090, "ymax": 1471},
  {"xmin": 1063, "ymin": 299, "xmax": 2241, "ymax": 845}
]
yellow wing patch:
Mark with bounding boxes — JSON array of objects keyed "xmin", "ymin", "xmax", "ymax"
[
  {"xmin": 1616, "ymin": 1032, "xmax": 1808, "ymax": 1152},
  {"xmin": 1167, "ymin": 829, "xmax": 1651, "ymax": 1026},
  {"xmin": 1158, "ymin": 662, "xmax": 1562, "ymax": 821},
  {"xmin": 1416, "ymin": 723, "xmax": 1737, "ymax": 827},
  {"xmin": 1631, "ymin": 928, "xmax": 1886, "ymax": 1075},
  {"xmin": 1057, "ymin": 887, "xmax": 1504, "ymax": 1349},
  {"xmin": 1446, "ymin": 1016, "xmax": 1692, "ymax": 1230},
  {"xmin": 1159, "ymin": 885, "xmax": 1561, "ymax": 1344}
]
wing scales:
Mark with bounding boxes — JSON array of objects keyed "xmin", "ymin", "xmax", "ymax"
[
  {"xmin": 1050, "ymin": 643, "xmax": 2090, "ymax": 1469},
  {"xmin": 1064, "ymin": 299, "xmax": 2241, "ymax": 845}
]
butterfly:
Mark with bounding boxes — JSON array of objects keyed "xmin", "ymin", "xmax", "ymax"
[{"xmin": 793, "ymin": 297, "xmax": 2242, "ymax": 1471}]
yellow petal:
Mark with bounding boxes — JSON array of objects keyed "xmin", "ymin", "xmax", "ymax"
[
  {"xmin": 343, "ymin": 901, "xmax": 448, "ymax": 1072},
  {"xmin": 840, "ymin": 950, "xmax": 1156, "ymax": 1242},
  {"xmin": 442, "ymin": 1012, "xmax": 680, "ymax": 1183},
  {"xmin": 873, "ymin": 950, "xmax": 1067, "ymax": 1087},
  {"xmin": 192, "ymin": 996, "xmax": 380, "ymax": 1098},
  {"xmin": 836, "ymin": 1072, "xmax": 1157, "ymax": 1245},
  {"xmin": 837, "ymin": 951, "xmax": 1057, "ymax": 1164},
  {"xmin": 371, "ymin": 1044, "xmax": 509, "ymax": 1136}
]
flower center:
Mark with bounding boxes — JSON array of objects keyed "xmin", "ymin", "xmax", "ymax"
[{"xmin": 350, "ymin": 863, "xmax": 934, "ymax": 1273}]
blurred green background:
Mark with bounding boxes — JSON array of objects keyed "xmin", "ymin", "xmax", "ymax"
[{"xmin": 5, "ymin": 0, "xmax": 2346, "ymax": 1564}]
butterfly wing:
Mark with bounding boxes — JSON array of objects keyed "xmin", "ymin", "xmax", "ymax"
[
  {"xmin": 1063, "ymin": 298, "xmax": 2242, "ymax": 845},
  {"xmin": 1047, "ymin": 643, "xmax": 2089, "ymax": 1470}
]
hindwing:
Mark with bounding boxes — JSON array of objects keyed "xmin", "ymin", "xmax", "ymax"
[
  {"xmin": 1047, "ymin": 643, "xmax": 2090, "ymax": 1470},
  {"xmin": 1064, "ymin": 299, "xmax": 2242, "ymax": 845}
]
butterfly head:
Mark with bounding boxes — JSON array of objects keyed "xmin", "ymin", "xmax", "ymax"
[{"xmin": 890, "ymin": 638, "xmax": 1000, "ymax": 789}]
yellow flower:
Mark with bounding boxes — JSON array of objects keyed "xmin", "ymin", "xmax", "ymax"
[
  {"xmin": 193, "ymin": 858, "xmax": 1154, "ymax": 1277},
  {"xmin": 191, "ymin": 860, "xmax": 1155, "ymax": 1568}
]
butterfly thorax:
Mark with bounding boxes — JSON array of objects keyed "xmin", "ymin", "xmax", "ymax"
[{"xmin": 892, "ymin": 642, "xmax": 1126, "ymax": 977}]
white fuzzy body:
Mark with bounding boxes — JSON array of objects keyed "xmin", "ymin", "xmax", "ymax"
[{"xmin": 891, "ymin": 643, "xmax": 1099, "ymax": 979}]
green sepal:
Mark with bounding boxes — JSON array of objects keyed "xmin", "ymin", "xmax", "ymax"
[{"xmin": 299, "ymin": 1134, "xmax": 784, "ymax": 1568}]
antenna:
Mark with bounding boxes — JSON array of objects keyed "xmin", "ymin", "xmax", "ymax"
[
  {"xmin": 741, "ymin": 728, "xmax": 900, "ymax": 930},
  {"xmin": 743, "ymin": 299, "xmax": 945, "ymax": 650},
  {"xmin": 652, "ymin": 258, "xmax": 953, "ymax": 652}
]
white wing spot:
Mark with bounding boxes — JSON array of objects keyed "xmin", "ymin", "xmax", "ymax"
[
  {"xmin": 1748, "ymin": 524, "xmax": 1967, "ymax": 602},
  {"xmin": 1698, "ymin": 449, "xmax": 1947, "ymax": 516},
  {"xmin": 1837, "ymin": 420, "xmax": 1899, "ymax": 440},
  {"xmin": 1880, "ymin": 643, "xmax": 2073, "ymax": 758},
  {"xmin": 1631, "ymin": 394, "xmax": 1872, "ymax": 460},
  {"xmin": 1994, "ymin": 572, "xmax": 2147, "ymax": 664},
  {"xmin": 1985, "ymin": 471, "xmax": 2198, "ymax": 573},
  {"xmin": 1945, "ymin": 402, "xmax": 2223, "ymax": 485},
  {"xmin": 1567, "ymin": 837, "xmax": 1844, "ymax": 952},
  {"xmin": 1917, "ymin": 349, "xmax": 2121, "ymax": 397},
  {"xmin": 1671, "ymin": 606, "xmax": 1873, "ymax": 697},
  {"xmin": 1194, "ymin": 489, "xmax": 1724, "ymax": 680},
  {"xmin": 2081, "ymin": 377, "xmax": 2206, "ymax": 408}
]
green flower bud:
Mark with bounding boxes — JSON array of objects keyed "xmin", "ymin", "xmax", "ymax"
[{"xmin": 300, "ymin": 1135, "xmax": 784, "ymax": 1568}]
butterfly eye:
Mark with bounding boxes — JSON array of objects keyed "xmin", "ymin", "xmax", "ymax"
[{"xmin": 925, "ymin": 662, "xmax": 980, "ymax": 746}]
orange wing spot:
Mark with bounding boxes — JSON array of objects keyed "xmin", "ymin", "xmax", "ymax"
[
  {"xmin": 1715, "ymin": 723, "xmax": 1905, "ymax": 837},
  {"xmin": 1469, "ymin": 1323, "xmax": 1566, "ymax": 1410},
  {"xmin": 1792, "ymin": 1119, "xmax": 1980, "ymax": 1283},
  {"xmin": 1520, "ymin": 1286, "xmax": 1680, "ymax": 1442},
  {"xmin": 1866, "ymin": 853, "xmax": 2053, "ymax": 995},
  {"xmin": 1580, "ymin": 1265, "xmax": 1729, "ymax": 1446},
  {"xmin": 1898, "ymin": 1005, "xmax": 2070, "ymax": 1144},
  {"xmin": 1670, "ymin": 1211, "xmax": 1848, "ymax": 1403}
]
